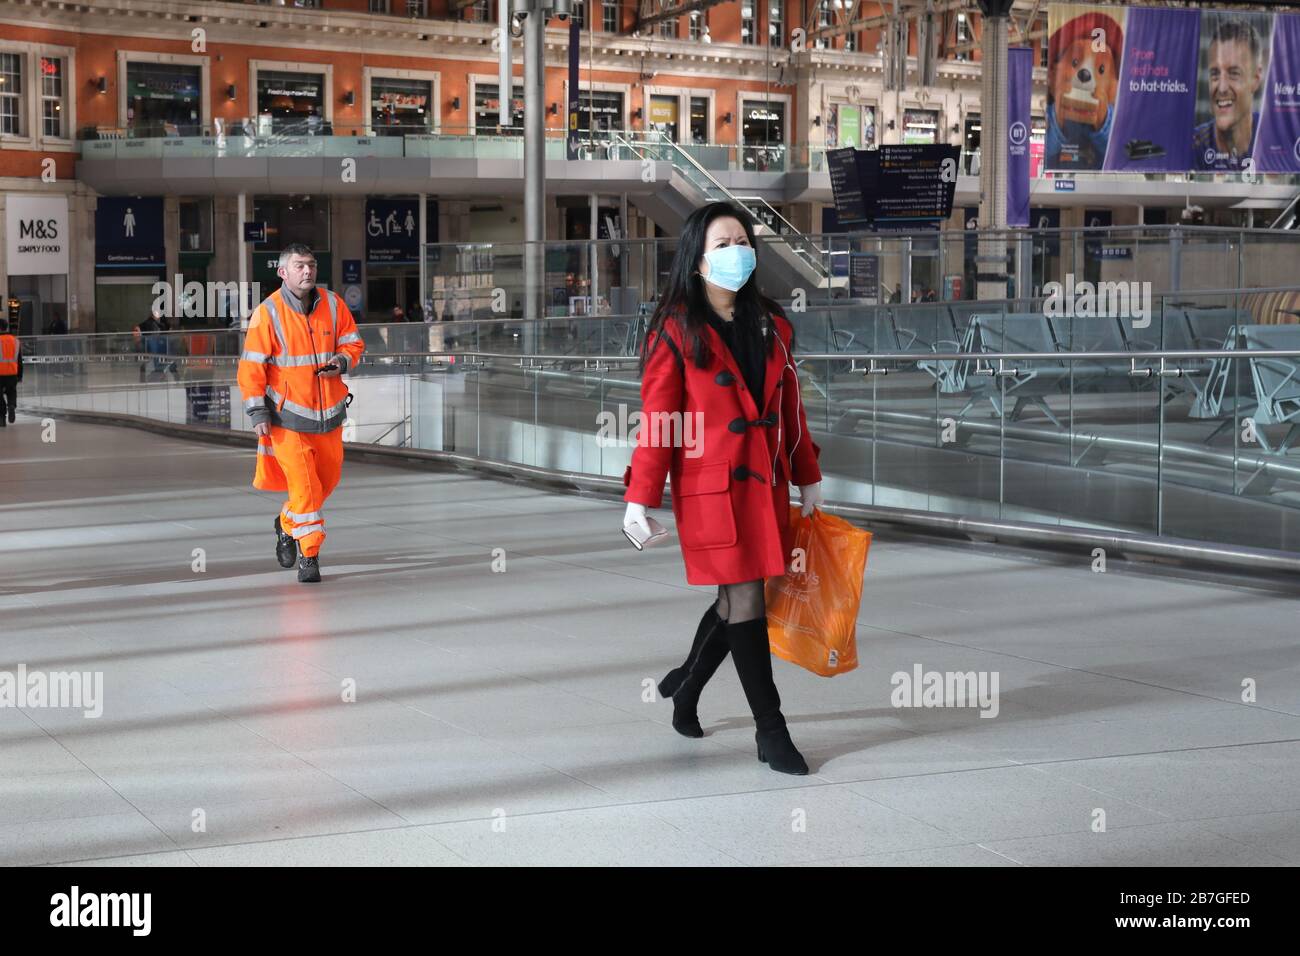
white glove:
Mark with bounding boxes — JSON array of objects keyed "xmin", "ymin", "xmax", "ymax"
[
  {"xmin": 624, "ymin": 502, "xmax": 651, "ymax": 535},
  {"xmin": 798, "ymin": 482, "xmax": 823, "ymax": 517}
]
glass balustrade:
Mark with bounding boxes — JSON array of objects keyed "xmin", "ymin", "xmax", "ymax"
[{"xmin": 19, "ymin": 288, "xmax": 1300, "ymax": 557}]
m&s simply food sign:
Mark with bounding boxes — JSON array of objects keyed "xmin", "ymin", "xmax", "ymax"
[{"xmin": 6, "ymin": 195, "xmax": 69, "ymax": 275}]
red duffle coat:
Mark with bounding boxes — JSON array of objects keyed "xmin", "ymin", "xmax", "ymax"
[{"xmin": 623, "ymin": 308, "xmax": 822, "ymax": 585}]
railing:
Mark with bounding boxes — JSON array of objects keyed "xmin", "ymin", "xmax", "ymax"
[
  {"xmin": 76, "ymin": 124, "xmax": 1300, "ymax": 185},
  {"xmin": 18, "ymin": 288, "xmax": 1300, "ymax": 563}
]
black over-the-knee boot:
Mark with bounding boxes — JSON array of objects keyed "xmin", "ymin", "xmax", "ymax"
[
  {"xmin": 657, "ymin": 602, "xmax": 723, "ymax": 700},
  {"xmin": 660, "ymin": 603, "xmax": 730, "ymax": 739},
  {"xmin": 725, "ymin": 617, "xmax": 808, "ymax": 775}
]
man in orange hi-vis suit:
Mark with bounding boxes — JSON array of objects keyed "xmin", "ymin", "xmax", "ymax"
[{"xmin": 238, "ymin": 244, "xmax": 365, "ymax": 583}]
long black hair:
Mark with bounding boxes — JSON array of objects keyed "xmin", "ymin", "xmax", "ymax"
[{"xmin": 640, "ymin": 201, "xmax": 782, "ymax": 372}]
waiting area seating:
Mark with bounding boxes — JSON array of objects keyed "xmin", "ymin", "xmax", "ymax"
[{"xmin": 814, "ymin": 298, "xmax": 1300, "ymax": 454}]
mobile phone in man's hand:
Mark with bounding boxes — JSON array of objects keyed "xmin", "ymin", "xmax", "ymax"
[{"xmin": 315, "ymin": 363, "xmax": 340, "ymax": 375}]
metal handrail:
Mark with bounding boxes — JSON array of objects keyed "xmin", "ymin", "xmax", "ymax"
[
  {"xmin": 1270, "ymin": 191, "xmax": 1300, "ymax": 230},
  {"xmin": 614, "ymin": 130, "xmax": 731, "ymax": 199},
  {"xmin": 26, "ymin": 346, "xmax": 1300, "ymax": 365},
  {"xmin": 732, "ymin": 194, "xmax": 833, "ymax": 277}
]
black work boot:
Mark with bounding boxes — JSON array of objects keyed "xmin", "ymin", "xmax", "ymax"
[
  {"xmin": 667, "ymin": 615, "xmax": 731, "ymax": 739},
  {"xmin": 657, "ymin": 602, "xmax": 724, "ymax": 699},
  {"xmin": 297, "ymin": 555, "xmax": 321, "ymax": 583},
  {"xmin": 726, "ymin": 617, "xmax": 808, "ymax": 775},
  {"xmin": 274, "ymin": 515, "xmax": 297, "ymax": 569}
]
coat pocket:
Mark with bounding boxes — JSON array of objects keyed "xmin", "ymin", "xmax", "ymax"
[{"xmin": 674, "ymin": 460, "xmax": 737, "ymax": 550}]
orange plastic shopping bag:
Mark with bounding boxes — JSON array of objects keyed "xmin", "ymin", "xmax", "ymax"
[
  {"xmin": 253, "ymin": 433, "xmax": 288, "ymax": 492},
  {"xmin": 765, "ymin": 507, "xmax": 872, "ymax": 677}
]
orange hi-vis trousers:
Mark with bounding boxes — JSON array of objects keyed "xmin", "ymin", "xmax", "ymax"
[{"xmin": 271, "ymin": 425, "xmax": 344, "ymax": 558}]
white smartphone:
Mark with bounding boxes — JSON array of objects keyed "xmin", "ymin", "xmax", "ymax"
[{"xmin": 623, "ymin": 515, "xmax": 669, "ymax": 551}]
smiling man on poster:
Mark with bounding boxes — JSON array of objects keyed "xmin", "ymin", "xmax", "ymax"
[{"xmin": 1192, "ymin": 16, "xmax": 1268, "ymax": 171}]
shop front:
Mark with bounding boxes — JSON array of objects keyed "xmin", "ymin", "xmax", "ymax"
[
  {"xmin": 256, "ymin": 70, "xmax": 327, "ymax": 135},
  {"xmin": 649, "ymin": 96, "xmax": 679, "ymax": 141},
  {"xmin": 94, "ymin": 196, "xmax": 165, "ymax": 333},
  {"xmin": 371, "ymin": 76, "xmax": 433, "ymax": 136},
  {"xmin": 126, "ymin": 62, "xmax": 202, "ymax": 136},
  {"xmin": 740, "ymin": 100, "xmax": 785, "ymax": 171},
  {"xmin": 364, "ymin": 196, "xmax": 438, "ymax": 321},
  {"xmin": 250, "ymin": 196, "xmax": 332, "ymax": 298},
  {"xmin": 902, "ymin": 108, "xmax": 939, "ymax": 145},
  {"xmin": 473, "ymin": 82, "xmax": 524, "ymax": 134}
]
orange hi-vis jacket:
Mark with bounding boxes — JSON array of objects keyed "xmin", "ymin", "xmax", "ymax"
[
  {"xmin": 238, "ymin": 286, "xmax": 365, "ymax": 433},
  {"xmin": 0, "ymin": 334, "xmax": 19, "ymax": 377}
]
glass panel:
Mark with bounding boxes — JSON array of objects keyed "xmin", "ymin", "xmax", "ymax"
[
  {"xmin": 126, "ymin": 62, "xmax": 201, "ymax": 136},
  {"xmin": 370, "ymin": 76, "xmax": 432, "ymax": 135}
]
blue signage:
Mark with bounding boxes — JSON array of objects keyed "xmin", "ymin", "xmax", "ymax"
[
  {"xmin": 1053, "ymin": 179, "xmax": 1076, "ymax": 192},
  {"xmin": 243, "ymin": 221, "xmax": 266, "ymax": 243},
  {"xmin": 95, "ymin": 197, "xmax": 164, "ymax": 267},
  {"xmin": 365, "ymin": 198, "xmax": 419, "ymax": 265},
  {"xmin": 342, "ymin": 259, "xmax": 362, "ymax": 284}
]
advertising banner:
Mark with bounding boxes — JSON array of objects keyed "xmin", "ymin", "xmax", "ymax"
[
  {"xmin": 840, "ymin": 106, "xmax": 862, "ymax": 149},
  {"xmin": 567, "ymin": 20, "xmax": 580, "ymax": 160},
  {"xmin": 1007, "ymin": 46, "xmax": 1033, "ymax": 227},
  {"xmin": 1047, "ymin": 2, "xmax": 1300, "ymax": 173}
]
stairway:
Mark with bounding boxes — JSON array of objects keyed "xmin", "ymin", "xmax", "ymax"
[{"xmin": 608, "ymin": 132, "xmax": 838, "ymax": 297}]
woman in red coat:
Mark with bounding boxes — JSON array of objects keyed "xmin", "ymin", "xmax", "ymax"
[{"xmin": 622, "ymin": 201, "xmax": 823, "ymax": 775}]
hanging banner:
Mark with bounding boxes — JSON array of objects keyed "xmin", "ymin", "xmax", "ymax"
[
  {"xmin": 1047, "ymin": 3, "xmax": 1300, "ymax": 173},
  {"xmin": 1254, "ymin": 13, "xmax": 1300, "ymax": 172},
  {"xmin": 567, "ymin": 19, "xmax": 580, "ymax": 160},
  {"xmin": 1007, "ymin": 47, "xmax": 1033, "ymax": 227}
]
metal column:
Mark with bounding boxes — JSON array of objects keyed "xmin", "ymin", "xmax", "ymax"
[
  {"xmin": 499, "ymin": 0, "xmax": 512, "ymax": 129},
  {"xmin": 418, "ymin": 192, "xmax": 428, "ymax": 319},
  {"xmin": 976, "ymin": 2, "xmax": 1014, "ymax": 301},
  {"xmin": 520, "ymin": 0, "xmax": 546, "ymax": 333},
  {"xmin": 237, "ymin": 191, "xmax": 249, "ymax": 328},
  {"xmin": 589, "ymin": 192, "xmax": 599, "ymax": 313}
]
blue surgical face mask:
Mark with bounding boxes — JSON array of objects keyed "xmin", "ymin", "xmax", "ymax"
[{"xmin": 701, "ymin": 244, "xmax": 756, "ymax": 292}]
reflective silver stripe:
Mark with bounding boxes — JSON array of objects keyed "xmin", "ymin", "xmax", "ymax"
[
  {"xmin": 257, "ymin": 444, "xmax": 275, "ymax": 456},
  {"xmin": 285, "ymin": 509, "xmax": 322, "ymax": 523},
  {"xmin": 241, "ymin": 350, "xmax": 270, "ymax": 363},
  {"xmin": 291, "ymin": 522, "xmax": 324, "ymax": 539},
  {"xmin": 268, "ymin": 354, "xmax": 322, "ymax": 368},
  {"xmin": 244, "ymin": 396, "xmax": 265, "ymax": 411},
  {"xmin": 265, "ymin": 386, "xmax": 347, "ymax": 423},
  {"xmin": 326, "ymin": 291, "xmax": 338, "ymax": 342},
  {"xmin": 265, "ymin": 299, "xmax": 289, "ymax": 355},
  {"xmin": 336, "ymin": 332, "xmax": 362, "ymax": 346},
  {"xmin": 273, "ymin": 404, "xmax": 345, "ymax": 434}
]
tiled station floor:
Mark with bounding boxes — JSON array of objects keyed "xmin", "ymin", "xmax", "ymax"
[{"xmin": 2, "ymin": 416, "xmax": 1297, "ymax": 866}]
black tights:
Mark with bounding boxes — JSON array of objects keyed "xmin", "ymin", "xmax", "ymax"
[{"xmin": 715, "ymin": 580, "xmax": 765, "ymax": 625}]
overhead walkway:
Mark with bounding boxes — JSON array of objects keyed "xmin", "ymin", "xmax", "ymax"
[{"xmin": 2, "ymin": 409, "xmax": 1299, "ymax": 866}]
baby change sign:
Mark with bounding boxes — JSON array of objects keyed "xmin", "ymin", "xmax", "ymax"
[{"xmin": 1046, "ymin": 2, "xmax": 1300, "ymax": 173}]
